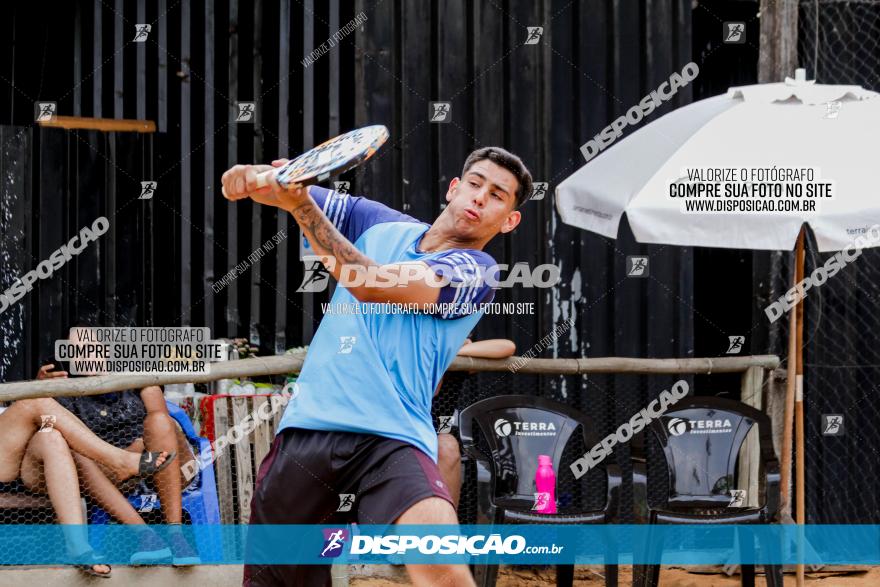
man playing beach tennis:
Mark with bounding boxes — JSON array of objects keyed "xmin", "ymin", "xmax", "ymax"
[{"xmin": 222, "ymin": 146, "xmax": 532, "ymax": 587}]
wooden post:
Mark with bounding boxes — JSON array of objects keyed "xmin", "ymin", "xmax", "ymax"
[
  {"xmin": 213, "ymin": 398, "xmax": 235, "ymax": 525},
  {"xmin": 738, "ymin": 366, "xmax": 765, "ymax": 507},
  {"xmin": 252, "ymin": 396, "xmax": 272, "ymax": 470},
  {"xmin": 758, "ymin": 0, "xmax": 799, "ymax": 83},
  {"xmin": 232, "ymin": 397, "xmax": 254, "ymax": 525}
]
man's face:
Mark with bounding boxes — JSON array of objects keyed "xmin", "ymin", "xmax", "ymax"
[{"xmin": 445, "ymin": 159, "xmax": 522, "ymax": 240}]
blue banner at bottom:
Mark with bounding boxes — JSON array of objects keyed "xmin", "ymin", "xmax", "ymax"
[{"xmin": 2, "ymin": 524, "xmax": 880, "ymax": 565}]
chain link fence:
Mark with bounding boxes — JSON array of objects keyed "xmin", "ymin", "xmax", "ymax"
[
  {"xmin": 799, "ymin": 0, "xmax": 880, "ymax": 89},
  {"xmin": 0, "ymin": 356, "xmax": 775, "ymax": 566},
  {"xmin": 802, "ymin": 238, "xmax": 880, "ymax": 523},
  {"xmin": 796, "ymin": 0, "xmax": 880, "ymax": 523}
]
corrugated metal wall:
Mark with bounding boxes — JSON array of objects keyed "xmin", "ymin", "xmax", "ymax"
[{"xmin": 1, "ymin": 0, "xmax": 699, "ymax": 393}]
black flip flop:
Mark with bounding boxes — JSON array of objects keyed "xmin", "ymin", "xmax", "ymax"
[
  {"xmin": 72, "ymin": 550, "xmax": 112, "ymax": 579},
  {"xmin": 138, "ymin": 450, "xmax": 177, "ymax": 477}
]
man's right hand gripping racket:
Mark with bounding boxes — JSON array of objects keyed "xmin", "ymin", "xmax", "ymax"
[{"xmin": 222, "ymin": 124, "xmax": 389, "ymax": 198}]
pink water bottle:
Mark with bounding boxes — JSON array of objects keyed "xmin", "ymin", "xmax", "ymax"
[{"xmin": 534, "ymin": 454, "xmax": 557, "ymax": 514}]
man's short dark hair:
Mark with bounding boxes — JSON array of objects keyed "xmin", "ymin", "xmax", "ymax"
[{"xmin": 460, "ymin": 147, "xmax": 533, "ymax": 209}]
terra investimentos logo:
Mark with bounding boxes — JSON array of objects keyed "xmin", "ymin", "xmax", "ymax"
[
  {"xmin": 493, "ymin": 418, "xmax": 557, "ymax": 438},
  {"xmin": 667, "ymin": 416, "xmax": 733, "ymax": 436}
]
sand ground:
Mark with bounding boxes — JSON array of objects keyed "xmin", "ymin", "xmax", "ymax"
[{"xmin": 351, "ymin": 565, "xmax": 880, "ymax": 586}]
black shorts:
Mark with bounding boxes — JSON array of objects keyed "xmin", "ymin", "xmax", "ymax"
[{"xmin": 243, "ymin": 427, "xmax": 453, "ymax": 587}]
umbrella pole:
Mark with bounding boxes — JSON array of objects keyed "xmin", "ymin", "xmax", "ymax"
[
  {"xmin": 794, "ymin": 228, "xmax": 806, "ymax": 586},
  {"xmin": 781, "ymin": 257, "xmax": 797, "ymax": 516}
]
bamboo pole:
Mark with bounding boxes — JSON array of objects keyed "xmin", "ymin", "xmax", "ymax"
[
  {"xmin": 0, "ymin": 354, "xmax": 306, "ymax": 402},
  {"xmin": 0, "ymin": 354, "xmax": 780, "ymax": 402},
  {"xmin": 780, "ymin": 243, "xmax": 799, "ymax": 517},
  {"xmin": 451, "ymin": 355, "xmax": 780, "ymax": 374},
  {"xmin": 795, "ymin": 229, "xmax": 806, "ymax": 586}
]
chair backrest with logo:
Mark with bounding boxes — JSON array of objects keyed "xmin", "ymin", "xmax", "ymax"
[
  {"xmin": 459, "ymin": 395, "xmax": 597, "ymax": 505},
  {"xmin": 648, "ymin": 397, "xmax": 772, "ymax": 508}
]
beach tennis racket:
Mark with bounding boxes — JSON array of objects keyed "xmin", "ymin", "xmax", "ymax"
[{"xmin": 222, "ymin": 124, "xmax": 389, "ymax": 197}]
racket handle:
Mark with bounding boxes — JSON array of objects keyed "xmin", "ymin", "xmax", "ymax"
[
  {"xmin": 255, "ymin": 170, "xmax": 273, "ymax": 188},
  {"xmin": 221, "ymin": 168, "xmax": 273, "ymax": 199}
]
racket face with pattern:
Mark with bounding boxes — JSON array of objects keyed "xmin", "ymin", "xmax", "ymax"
[{"xmin": 271, "ymin": 125, "xmax": 389, "ymax": 189}]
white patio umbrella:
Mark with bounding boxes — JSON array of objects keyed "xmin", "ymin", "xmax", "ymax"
[{"xmin": 556, "ymin": 68, "xmax": 880, "ymax": 582}]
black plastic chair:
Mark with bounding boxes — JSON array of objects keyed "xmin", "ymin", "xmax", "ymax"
[
  {"xmin": 631, "ymin": 396, "xmax": 783, "ymax": 587},
  {"xmin": 459, "ymin": 395, "xmax": 621, "ymax": 587}
]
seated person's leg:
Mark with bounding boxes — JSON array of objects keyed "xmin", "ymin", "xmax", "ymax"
[
  {"xmin": 20, "ymin": 429, "xmax": 82, "ymax": 523},
  {"xmin": 20, "ymin": 429, "xmax": 111, "ymax": 577},
  {"xmin": 437, "ymin": 433, "xmax": 462, "ymax": 511},
  {"xmin": 3, "ymin": 397, "xmax": 171, "ymax": 479},
  {"xmin": 0, "ymin": 404, "xmax": 39, "ymax": 483},
  {"xmin": 73, "ymin": 449, "xmax": 175, "ymax": 564},
  {"xmin": 139, "ymin": 386, "xmax": 200, "ymax": 564},
  {"xmin": 139, "ymin": 386, "xmax": 191, "ymax": 522},
  {"xmin": 73, "ymin": 452, "xmax": 146, "ymax": 525}
]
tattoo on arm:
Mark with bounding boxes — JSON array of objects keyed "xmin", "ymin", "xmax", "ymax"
[{"xmin": 289, "ymin": 198, "xmax": 374, "ymax": 271}]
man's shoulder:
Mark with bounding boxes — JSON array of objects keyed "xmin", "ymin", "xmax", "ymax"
[
  {"xmin": 424, "ymin": 248, "xmax": 497, "ymax": 267},
  {"xmin": 307, "ymin": 185, "xmax": 424, "ymax": 236}
]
